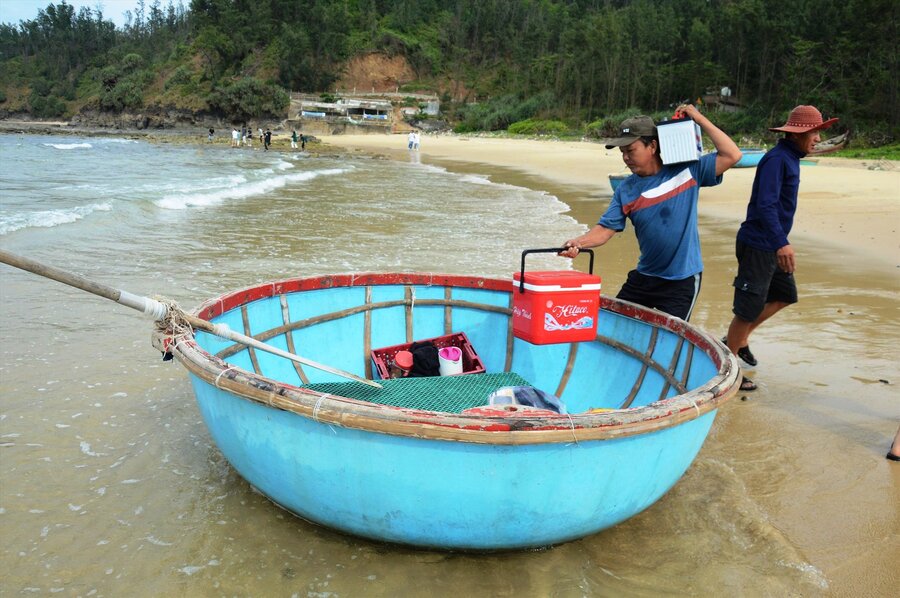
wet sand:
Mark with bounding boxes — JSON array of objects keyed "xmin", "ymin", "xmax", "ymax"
[
  {"xmin": 322, "ymin": 134, "xmax": 900, "ymax": 267},
  {"xmin": 322, "ymin": 133, "xmax": 900, "ymax": 596}
]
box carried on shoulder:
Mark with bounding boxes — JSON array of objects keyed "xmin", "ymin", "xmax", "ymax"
[{"xmin": 657, "ymin": 118, "xmax": 702, "ymax": 165}]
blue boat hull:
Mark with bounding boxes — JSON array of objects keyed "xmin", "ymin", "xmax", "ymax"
[
  {"xmin": 735, "ymin": 149, "xmax": 765, "ymax": 168},
  {"xmin": 192, "ymin": 377, "xmax": 716, "ymax": 548},
  {"xmin": 163, "ymin": 273, "xmax": 739, "ymax": 550},
  {"xmin": 609, "ymin": 173, "xmax": 628, "ymax": 191}
]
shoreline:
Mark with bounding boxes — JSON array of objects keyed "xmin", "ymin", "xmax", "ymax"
[
  {"xmin": 3, "ymin": 121, "xmax": 897, "ymax": 269},
  {"xmin": 320, "ymin": 133, "xmax": 900, "ymax": 272}
]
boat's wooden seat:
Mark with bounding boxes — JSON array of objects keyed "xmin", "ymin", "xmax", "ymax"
[{"xmin": 303, "ymin": 372, "xmax": 532, "ymax": 413}]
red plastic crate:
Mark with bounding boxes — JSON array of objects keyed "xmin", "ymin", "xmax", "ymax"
[{"xmin": 371, "ymin": 332, "xmax": 485, "ymax": 380}]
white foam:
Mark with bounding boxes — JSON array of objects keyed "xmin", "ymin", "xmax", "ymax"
[
  {"xmin": 0, "ymin": 202, "xmax": 113, "ymax": 235},
  {"xmin": 459, "ymin": 173, "xmax": 496, "ymax": 186},
  {"xmin": 186, "ymin": 174, "xmax": 247, "ymax": 194},
  {"xmin": 155, "ymin": 167, "xmax": 350, "ymax": 210},
  {"xmin": 79, "ymin": 441, "xmax": 105, "ymax": 457},
  {"xmin": 778, "ymin": 560, "xmax": 829, "ymax": 590},
  {"xmin": 415, "ymin": 164, "xmax": 447, "ymax": 175},
  {"xmin": 43, "ymin": 142, "xmax": 92, "ymax": 150}
]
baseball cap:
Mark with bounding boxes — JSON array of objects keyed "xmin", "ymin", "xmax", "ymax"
[{"xmin": 603, "ymin": 116, "xmax": 657, "ymax": 149}]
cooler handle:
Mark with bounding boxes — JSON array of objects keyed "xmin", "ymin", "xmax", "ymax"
[{"xmin": 519, "ymin": 247, "xmax": 595, "ymax": 294}]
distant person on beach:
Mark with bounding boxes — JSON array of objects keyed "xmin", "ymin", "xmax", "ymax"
[
  {"xmin": 291, "ymin": 130, "xmax": 298, "ymax": 149},
  {"xmin": 300, "ymin": 133, "xmax": 307, "ymax": 151},
  {"xmin": 723, "ymin": 105, "xmax": 837, "ymax": 392},
  {"xmin": 264, "ymin": 129, "xmax": 272, "ymax": 151},
  {"xmin": 408, "ymin": 131, "xmax": 416, "ymax": 150},
  {"xmin": 230, "ymin": 128, "xmax": 239, "ymax": 147},
  {"xmin": 559, "ymin": 104, "xmax": 741, "ymax": 322},
  {"xmin": 208, "ymin": 128, "xmax": 214, "ymax": 142},
  {"xmin": 241, "ymin": 126, "xmax": 247, "ymax": 146}
]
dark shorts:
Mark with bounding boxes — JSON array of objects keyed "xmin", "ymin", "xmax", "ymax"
[
  {"xmin": 616, "ymin": 269, "xmax": 702, "ymax": 321},
  {"xmin": 732, "ymin": 240, "xmax": 798, "ymax": 321}
]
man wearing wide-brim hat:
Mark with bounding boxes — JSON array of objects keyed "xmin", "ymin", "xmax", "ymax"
[
  {"xmin": 724, "ymin": 105, "xmax": 838, "ymax": 392},
  {"xmin": 560, "ymin": 104, "xmax": 742, "ymax": 322}
]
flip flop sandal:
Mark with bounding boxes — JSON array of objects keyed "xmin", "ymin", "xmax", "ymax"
[
  {"xmin": 887, "ymin": 452, "xmax": 900, "ymax": 462},
  {"xmin": 740, "ymin": 376, "xmax": 757, "ymax": 392},
  {"xmin": 722, "ymin": 337, "xmax": 758, "ymax": 367},
  {"xmin": 737, "ymin": 346, "xmax": 757, "ymax": 367}
]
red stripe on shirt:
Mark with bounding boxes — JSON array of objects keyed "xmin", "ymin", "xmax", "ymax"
[{"xmin": 622, "ymin": 178, "xmax": 697, "ymax": 216}]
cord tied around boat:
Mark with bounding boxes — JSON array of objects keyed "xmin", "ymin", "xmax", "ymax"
[
  {"xmin": 156, "ymin": 298, "xmax": 193, "ymax": 336},
  {"xmin": 117, "ymin": 290, "xmax": 169, "ymax": 320},
  {"xmin": 210, "ymin": 323, "xmax": 232, "ymax": 337},
  {"xmin": 214, "ymin": 366, "xmax": 240, "ymax": 389}
]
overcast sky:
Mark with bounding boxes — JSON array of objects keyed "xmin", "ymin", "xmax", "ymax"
[{"xmin": 0, "ymin": 1, "xmax": 141, "ymax": 28}]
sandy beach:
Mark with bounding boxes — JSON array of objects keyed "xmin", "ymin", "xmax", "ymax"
[{"xmin": 321, "ymin": 134, "xmax": 900, "ymax": 269}]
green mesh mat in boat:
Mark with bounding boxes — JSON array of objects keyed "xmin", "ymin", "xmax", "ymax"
[{"xmin": 304, "ymin": 372, "xmax": 532, "ymax": 414}]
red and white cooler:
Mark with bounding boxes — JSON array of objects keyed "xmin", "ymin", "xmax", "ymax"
[{"xmin": 512, "ymin": 248, "xmax": 602, "ymax": 345}]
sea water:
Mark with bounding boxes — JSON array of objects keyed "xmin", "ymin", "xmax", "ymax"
[{"xmin": 0, "ymin": 134, "xmax": 579, "ymax": 278}]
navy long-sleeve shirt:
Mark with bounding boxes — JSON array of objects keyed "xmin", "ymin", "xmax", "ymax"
[{"xmin": 737, "ymin": 139, "xmax": 805, "ymax": 251}]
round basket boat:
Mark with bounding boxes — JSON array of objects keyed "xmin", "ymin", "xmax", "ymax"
[
  {"xmin": 157, "ymin": 273, "xmax": 740, "ymax": 550},
  {"xmin": 608, "ymin": 173, "xmax": 629, "ymax": 191},
  {"xmin": 735, "ymin": 148, "xmax": 766, "ymax": 167}
]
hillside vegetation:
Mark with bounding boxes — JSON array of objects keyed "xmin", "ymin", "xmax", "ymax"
[{"xmin": 0, "ymin": 0, "xmax": 897, "ymax": 145}]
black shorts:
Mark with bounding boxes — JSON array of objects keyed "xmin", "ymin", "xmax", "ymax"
[
  {"xmin": 732, "ymin": 240, "xmax": 798, "ymax": 322},
  {"xmin": 616, "ymin": 269, "xmax": 702, "ymax": 321}
]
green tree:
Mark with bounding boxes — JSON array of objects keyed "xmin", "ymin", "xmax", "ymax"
[{"xmin": 208, "ymin": 77, "xmax": 289, "ymax": 121}]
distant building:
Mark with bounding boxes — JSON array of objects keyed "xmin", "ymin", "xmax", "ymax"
[
  {"xmin": 297, "ymin": 97, "xmax": 391, "ymax": 121},
  {"xmin": 288, "ymin": 92, "xmax": 440, "ymax": 135},
  {"xmin": 701, "ymin": 86, "xmax": 743, "ymax": 113}
]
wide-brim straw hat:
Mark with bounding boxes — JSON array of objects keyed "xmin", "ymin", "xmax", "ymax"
[{"xmin": 769, "ymin": 105, "xmax": 838, "ymax": 133}]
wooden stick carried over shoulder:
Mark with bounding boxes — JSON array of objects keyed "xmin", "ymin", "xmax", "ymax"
[{"xmin": 0, "ymin": 250, "xmax": 381, "ymax": 388}]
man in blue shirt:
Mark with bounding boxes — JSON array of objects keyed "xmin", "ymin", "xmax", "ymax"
[
  {"xmin": 724, "ymin": 105, "xmax": 838, "ymax": 391},
  {"xmin": 560, "ymin": 104, "xmax": 741, "ymax": 321}
]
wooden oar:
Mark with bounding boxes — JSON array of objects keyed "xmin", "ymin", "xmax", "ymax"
[{"xmin": 0, "ymin": 250, "xmax": 382, "ymax": 388}]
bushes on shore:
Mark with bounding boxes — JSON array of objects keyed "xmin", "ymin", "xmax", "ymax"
[
  {"xmin": 453, "ymin": 92, "xmax": 557, "ymax": 133},
  {"xmin": 507, "ymin": 119, "xmax": 569, "ymax": 136}
]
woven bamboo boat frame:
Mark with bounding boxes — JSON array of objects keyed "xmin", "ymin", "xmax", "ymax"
[{"xmin": 161, "ymin": 273, "xmax": 740, "ymax": 444}]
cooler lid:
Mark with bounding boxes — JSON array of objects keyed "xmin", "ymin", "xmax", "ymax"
[{"xmin": 513, "ymin": 270, "xmax": 601, "ymax": 291}]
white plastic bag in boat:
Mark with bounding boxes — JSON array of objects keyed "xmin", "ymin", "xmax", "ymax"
[{"xmin": 487, "ymin": 386, "xmax": 567, "ymax": 414}]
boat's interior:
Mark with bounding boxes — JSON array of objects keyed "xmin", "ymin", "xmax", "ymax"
[{"xmin": 193, "ymin": 279, "xmax": 720, "ymax": 415}]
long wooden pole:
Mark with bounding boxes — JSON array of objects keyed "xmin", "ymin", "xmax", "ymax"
[{"xmin": 0, "ymin": 250, "xmax": 381, "ymax": 388}]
